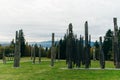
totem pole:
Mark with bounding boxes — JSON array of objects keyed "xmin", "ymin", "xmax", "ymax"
[
  {"xmin": 51, "ymin": 33, "xmax": 56, "ymax": 66},
  {"xmin": 113, "ymin": 18, "xmax": 120, "ymax": 68},
  {"xmin": 66, "ymin": 23, "xmax": 73, "ymax": 69},
  {"xmin": 14, "ymin": 31, "xmax": 21, "ymax": 67},
  {"xmin": 88, "ymin": 35, "xmax": 91, "ymax": 66},
  {"xmin": 33, "ymin": 45, "xmax": 36, "ymax": 64},
  {"xmin": 39, "ymin": 45, "xmax": 41, "ymax": 63},
  {"xmin": 58, "ymin": 44, "xmax": 60, "ymax": 61},
  {"xmin": 93, "ymin": 46, "xmax": 96, "ymax": 61},
  {"xmin": 31, "ymin": 45, "xmax": 33, "ymax": 60},
  {"xmin": 85, "ymin": 21, "xmax": 90, "ymax": 68},
  {"xmin": 76, "ymin": 39, "xmax": 81, "ymax": 68},
  {"xmin": 80, "ymin": 36, "xmax": 85, "ymax": 65},
  {"xmin": 99, "ymin": 37, "xmax": 105, "ymax": 69},
  {"xmin": 3, "ymin": 47, "xmax": 6, "ymax": 64}
]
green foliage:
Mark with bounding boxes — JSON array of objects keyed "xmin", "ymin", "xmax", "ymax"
[
  {"xmin": 19, "ymin": 29, "xmax": 26, "ymax": 57},
  {"xmin": 0, "ymin": 46, "xmax": 4, "ymax": 54},
  {"xmin": 24, "ymin": 42, "xmax": 31, "ymax": 56},
  {"xmin": 41, "ymin": 47, "xmax": 47, "ymax": 57},
  {"xmin": 94, "ymin": 41, "xmax": 100, "ymax": 60},
  {"xmin": 32, "ymin": 44, "xmax": 47, "ymax": 57},
  {"xmin": 103, "ymin": 29, "xmax": 113, "ymax": 60},
  {"xmin": 94, "ymin": 40, "xmax": 99, "ymax": 48},
  {"xmin": 5, "ymin": 46, "xmax": 13, "ymax": 55},
  {"xmin": 46, "ymin": 47, "xmax": 51, "ymax": 58},
  {"xmin": 59, "ymin": 38, "xmax": 66, "ymax": 59}
]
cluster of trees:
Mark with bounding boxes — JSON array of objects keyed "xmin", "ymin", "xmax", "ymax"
[
  {"xmin": 0, "ymin": 25, "xmax": 120, "ymax": 62},
  {"xmin": 93, "ymin": 28, "xmax": 120, "ymax": 61},
  {"xmin": 102, "ymin": 29, "xmax": 113, "ymax": 60},
  {"xmin": 0, "ymin": 30, "xmax": 50, "ymax": 59},
  {"xmin": 59, "ymin": 28, "xmax": 120, "ymax": 62},
  {"xmin": 58, "ymin": 23, "xmax": 92, "ymax": 68}
]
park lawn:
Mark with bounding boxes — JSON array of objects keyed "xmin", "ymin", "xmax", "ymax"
[{"xmin": 0, "ymin": 58, "xmax": 119, "ymax": 80}]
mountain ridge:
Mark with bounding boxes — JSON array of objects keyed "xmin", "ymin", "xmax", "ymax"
[{"xmin": 0, "ymin": 41, "xmax": 95, "ymax": 48}]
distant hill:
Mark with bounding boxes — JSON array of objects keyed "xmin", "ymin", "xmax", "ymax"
[
  {"xmin": 29, "ymin": 40, "xmax": 95, "ymax": 48},
  {"xmin": 0, "ymin": 42, "xmax": 10, "ymax": 46},
  {"xmin": 29, "ymin": 41, "xmax": 52, "ymax": 48},
  {"xmin": 0, "ymin": 40, "xmax": 95, "ymax": 48},
  {"xmin": 90, "ymin": 41, "xmax": 95, "ymax": 46},
  {"xmin": 29, "ymin": 41, "xmax": 59, "ymax": 48}
]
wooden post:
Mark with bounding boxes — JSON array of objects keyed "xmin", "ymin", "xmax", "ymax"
[
  {"xmin": 39, "ymin": 45, "xmax": 41, "ymax": 63},
  {"xmin": 99, "ymin": 37, "xmax": 105, "ymax": 69},
  {"xmin": 58, "ymin": 44, "xmax": 60, "ymax": 61},
  {"xmin": 33, "ymin": 45, "xmax": 36, "ymax": 64},
  {"xmin": 76, "ymin": 39, "xmax": 80, "ymax": 68},
  {"xmin": 85, "ymin": 21, "xmax": 90, "ymax": 68},
  {"xmin": 31, "ymin": 45, "xmax": 33, "ymax": 60},
  {"xmin": 3, "ymin": 47, "xmax": 6, "ymax": 64},
  {"xmin": 51, "ymin": 33, "xmax": 55, "ymax": 66},
  {"xmin": 113, "ymin": 18, "xmax": 120, "ymax": 68},
  {"xmin": 67, "ymin": 23, "xmax": 73, "ymax": 69},
  {"xmin": 14, "ymin": 31, "xmax": 21, "ymax": 67},
  {"xmin": 88, "ymin": 35, "xmax": 91, "ymax": 66}
]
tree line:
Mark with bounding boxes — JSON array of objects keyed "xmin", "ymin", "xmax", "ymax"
[{"xmin": 0, "ymin": 24, "xmax": 119, "ymax": 62}]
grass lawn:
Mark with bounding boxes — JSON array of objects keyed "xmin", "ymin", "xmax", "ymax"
[{"xmin": 0, "ymin": 57, "xmax": 120, "ymax": 80}]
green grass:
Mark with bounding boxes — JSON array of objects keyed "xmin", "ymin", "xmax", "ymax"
[{"xmin": 0, "ymin": 57, "xmax": 119, "ymax": 80}]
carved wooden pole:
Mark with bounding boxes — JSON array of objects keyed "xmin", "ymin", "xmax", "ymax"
[
  {"xmin": 31, "ymin": 45, "xmax": 33, "ymax": 60},
  {"xmin": 76, "ymin": 39, "xmax": 80, "ymax": 68},
  {"xmin": 112, "ymin": 36, "xmax": 115, "ymax": 66},
  {"xmin": 51, "ymin": 33, "xmax": 55, "ymax": 66},
  {"xmin": 14, "ymin": 31, "xmax": 21, "ymax": 67},
  {"xmin": 93, "ymin": 47, "xmax": 96, "ymax": 61},
  {"xmin": 3, "ymin": 47, "xmax": 6, "ymax": 64},
  {"xmin": 113, "ymin": 18, "xmax": 120, "ymax": 68},
  {"xmin": 33, "ymin": 45, "xmax": 36, "ymax": 64},
  {"xmin": 66, "ymin": 34, "xmax": 69, "ymax": 65},
  {"xmin": 58, "ymin": 44, "xmax": 60, "ymax": 61},
  {"xmin": 81, "ymin": 36, "xmax": 85, "ymax": 65},
  {"xmin": 67, "ymin": 23, "xmax": 73, "ymax": 69},
  {"xmin": 89, "ymin": 35, "xmax": 91, "ymax": 66},
  {"xmin": 18, "ymin": 30, "xmax": 21, "ymax": 63},
  {"xmin": 99, "ymin": 37, "xmax": 105, "ymax": 69},
  {"xmin": 66, "ymin": 23, "xmax": 73, "ymax": 68},
  {"xmin": 85, "ymin": 21, "xmax": 90, "ymax": 68},
  {"xmin": 67, "ymin": 38, "xmax": 72, "ymax": 69},
  {"xmin": 79, "ymin": 35, "xmax": 82, "ymax": 66},
  {"xmin": 39, "ymin": 45, "xmax": 41, "ymax": 63}
]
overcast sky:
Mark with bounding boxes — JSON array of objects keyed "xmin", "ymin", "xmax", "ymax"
[{"xmin": 0, "ymin": 0, "xmax": 120, "ymax": 42}]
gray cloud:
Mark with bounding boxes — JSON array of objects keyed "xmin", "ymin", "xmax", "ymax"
[{"xmin": 0, "ymin": 0, "xmax": 120, "ymax": 42}]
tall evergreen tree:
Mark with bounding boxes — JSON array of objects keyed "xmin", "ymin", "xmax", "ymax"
[
  {"xmin": 103, "ymin": 29, "xmax": 113, "ymax": 60},
  {"xmin": 14, "ymin": 31, "xmax": 21, "ymax": 67},
  {"xmin": 59, "ymin": 38, "xmax": 66, "ymax": 59},
  {"xmin": 19, "ymin": 29, "xmax": 25, "ymax": 57},
  {"xmin": 94, "ymin": 40, "xmax": 100, "ymax": 60}
]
